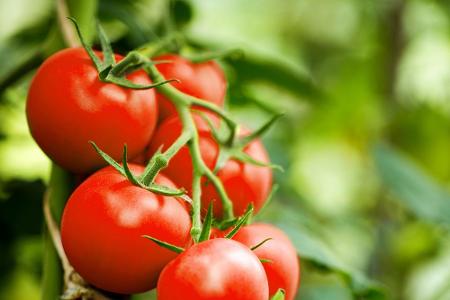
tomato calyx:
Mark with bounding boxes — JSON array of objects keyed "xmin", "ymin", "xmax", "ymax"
[
  {"xmin": 144, "ymin": 204, "xmax": 254, "ymax": 254},
  {"xmin": 67, "ymin": 18, "xmax": 175, "ymax": 90},
  {"xmin": 90, "ymin": 141, "xmax": 189, "ymax": 199}
]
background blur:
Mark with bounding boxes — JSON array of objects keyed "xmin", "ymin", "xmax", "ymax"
[{"xmin": 1, "ymin": 0, "xmax": 450, "ymax": 299}]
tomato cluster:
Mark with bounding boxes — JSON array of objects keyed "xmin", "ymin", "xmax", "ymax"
[{"xmin": 27, "ymin": 44, "xmax": 300, "ymax": 299}]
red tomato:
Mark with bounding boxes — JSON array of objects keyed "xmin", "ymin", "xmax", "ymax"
[
  {"xmin": 61, "ymin": 164, "xmax": 191, "ymax": 294},
  {"xmin": 157, "ymin": 238, "xmax": 269, "ymax": 300},
  {"xmin": 148, "ymin": 114, "xmax": 272, "ymax": 218},
  {"xmin": 231, "ymin": 223, "xmax": 300, "ymax": 300},
  {"xmin": 154, "ymin": 54, "xmax": 226, "ymax": 120},
  {"xmin": 27, "ymin": 47, "xmax": 158, "ymax": 174}
]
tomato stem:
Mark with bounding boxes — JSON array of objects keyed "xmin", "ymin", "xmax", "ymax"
[{"xmin": 141, "ymin": 130, "xmax": 192, "ymax": 185}]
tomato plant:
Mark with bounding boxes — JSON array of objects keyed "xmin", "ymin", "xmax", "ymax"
[
  {"xmin": 154, "ymin": 54, "xmax": 226, "ymax": 120},
  {"xmin": 156, "ymin": 238, "xmax": 269, "ymax": 300},
  {"xmin": 60, "ymin": 164, "xmax": 191, "ymax": 294},
  {"xmin": 148, "ymin": 113, "xmax": 272, "ymax": 218},
  {"xmin": 27, "ymin": 47, "xmax": 158, "ymax": 174}
]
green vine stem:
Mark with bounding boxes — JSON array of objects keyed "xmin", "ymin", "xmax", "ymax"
[
  {"xmin": 144, "ymin": 63, "xmax": 236, "ymax": 242},
  {"xmin": 41, "ymin": 165, "xmax": 72, "ymax": 300}
]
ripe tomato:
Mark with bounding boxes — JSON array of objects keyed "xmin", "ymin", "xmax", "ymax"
[
  {"xmin": 157, "ymin": 238, "xmax": 269, "ymax": 300},
  {"xmin": 148, "ymin": 114, "xmax": 272, "ymax": 218},
  {"xmin": 154, "ymin": 54, "xmax": 226, "ymax": 120},
  {"xmin": 27, "ymin": 47, "xmax": 158, "ymax": 174},
  {"xmin": 61, "ymin": 164, "xmax": 191, "ymax": 294},
  {"xmin": 231, "ymin": 223, "xmax": 300, "ymax": 300}
]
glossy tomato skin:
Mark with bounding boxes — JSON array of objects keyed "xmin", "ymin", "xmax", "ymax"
[
  {"xmin": 27, "ymin": 48, "xmax": 158, "ymax": 174},
  {"xmin": 148, "ymin": 115, "xmax": 272, "ymax": 218},
  {"xmin": 61, "ymin": 165, "xmax": 191, "ymax": 294},
  {"xmin": 157, "ymin": 238, "xmax": 269, "ymax": 300},
  {"xmin": 231, "ymin": 223, "xmax": 300, "ymax": 300},
  {"xmin": 154, "ymin": 54, "xmax": 226, "ymax": 120}
]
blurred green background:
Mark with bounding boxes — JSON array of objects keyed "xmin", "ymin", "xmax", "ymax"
[{"xmin": 1, "ymin": 0, "xmax": 450, "ymax": 299}]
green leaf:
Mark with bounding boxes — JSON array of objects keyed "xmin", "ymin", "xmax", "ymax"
[
  {"xmin": 199, "ymin": 203, "xmax": 214, "ymax": 242},
  {"xmin": 271, "ymin": 289, "xmax": 285, "ymax": 300},
  {"xmin": 225, "ymin": 204, "xmax": 254, "ymax": 239},
  {"xmin": 258, "ymin": 202, "xmax": 386, "ymax": 299},
  {"xmin": 373, "ymin": 143, "xmax": 450, "ymax": 225},
  {"xmin": 142, "ymin": 235, "xmax": 184, "ymax": 254}
]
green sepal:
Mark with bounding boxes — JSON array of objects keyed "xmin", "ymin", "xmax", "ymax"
[
  {"xmin": 238, "ymin": 113, "xmax": 284, "ymax": 147},
  {"xmin": 224, "ymin": 204, "xmax": 254, "ymax": 239},
  {"xmin": 98, "ymin": 65, "xmax": 113, "ymax": 81},
  {"xmin": 250, "ymin": 237, "xmax": 272, "ymax": 251},
  {"xmin": 260, "ymin": 258, "xmax": 273, "ymax": 264},
  {"xmin": 95, "ymin": 20, "xmax": 115, "ymax": 69},
  {"xmin": 231, "ymin": 150, "xmax": 284, "ymax": 172},
  {"xmin": 145, "ymin": 183, "xmax": 186, "ymax": 197},
  {"xmin": 199, "ymin": 203, "xmax": 214, "ymax": 242},
  {"xmin": 270, "ymin": 289, "xmax": 286, "ymax": 300},
  {"xmin": 67, "ymin": 17, "xmax": 102, "ymax": 70},
  {"xmin": 121, "ymin": 144, "xmax": 141, "ymax": 185},
  {"xmin": 142, "ymin": 235, "xmax": 184, "ymax": 254},
  {"xmin": 90, "ymin": 142, "xmax": 185, "ymax": 196},
  {"xmin": 89, "ymin": 141, "xmax": 125, "ymax": 176}
]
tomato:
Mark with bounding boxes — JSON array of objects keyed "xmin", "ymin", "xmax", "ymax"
[
  {"xmin": 231, "ymin": 223, "xmax": 300, "ymax": 300},
  {"xmin": 27, "ymin": 47, "xmax": 158, "ymax": 174},
  {"xmin": 60, "ymin": 164, "xmax": 191, "ymax": 294},
  {"xmin": 148, "ymin": 114, "xmax": 272, "ymax": 218},
  {"xmin": 154, "ymin": 54, "xmax": 226, "ymax": 120},
  {"xmin": 157, "ymin": 238, "xmax": 269, "ymax": 300}
]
